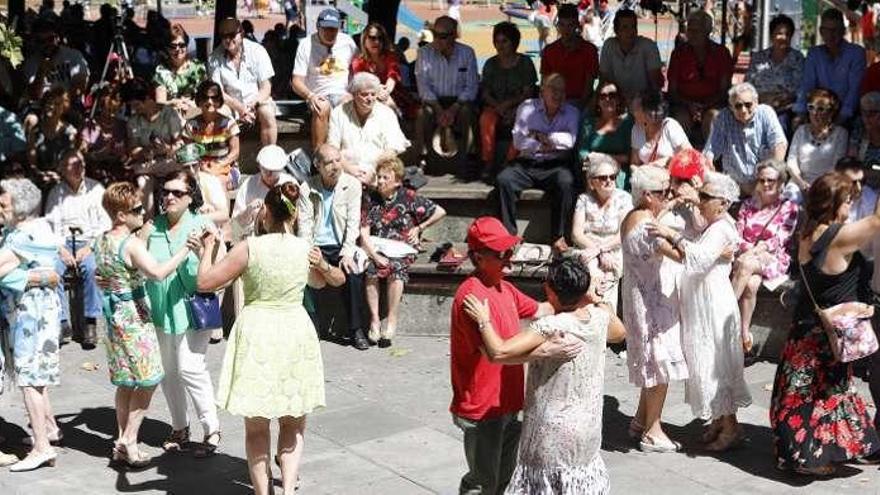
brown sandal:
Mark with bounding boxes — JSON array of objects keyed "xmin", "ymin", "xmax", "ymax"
[
  {"xmin": 162, "ymin": 427, "xmax": 190, "ymax": 452},
  {"xmin": 193, "ymin": 431, "xmax": 221, "ymax": 458}
]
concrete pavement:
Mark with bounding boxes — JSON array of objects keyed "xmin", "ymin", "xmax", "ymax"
[{"xmin": 1, "ymin": 336, "xmax": 879, "ymax": 494}]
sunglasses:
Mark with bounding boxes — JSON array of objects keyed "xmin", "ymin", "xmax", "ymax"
[
  {"xmin": 698, "ymin": 191, "xmax": 725, "ymax": 202},
  {"xmin": 807, "ymin": 104, "xmax": 832, "ymax": 113},
  {"xmin": 483, "ymin": 249, "xmax": 514, "ymax": 260},
  {"xmin": 433, "ymin": 31, "xmax": 454, "ymax": 39},
  {"xmin": 648, "ymin": 187, "xmax": 673, "ymax": 197},
  {"xmin": 162, "ymin": 188, "xmax": 190, "ymax": 199},
  {"xmin": 198, "ymin": 94, "xmax": 222, "ymax": 104},
  {"xmin": 591, "ymin": 174, "xmax": 616, "ymax": 182},
  {"xmin": 598, "ymin": 92, "xmax": 618, "ymax": 100},
  {"xmin": 129, "ymin": 204, "xmax": 145, "ymax": 216},
  {"xmin": 733, "ymin": 101, "xmax": 754, "ymax": 110},
  {"xmin": 169, "ymin": 42, "xmax": 187, "ymax": 49}
]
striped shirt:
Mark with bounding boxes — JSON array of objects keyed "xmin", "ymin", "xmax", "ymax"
[
  {"xmin": 415, "ymin": 42, "xmax": 479, "ymax": 103},
  {"xmin": 703, "ymin": 104, "xmax": 787, "ymax": 186}
]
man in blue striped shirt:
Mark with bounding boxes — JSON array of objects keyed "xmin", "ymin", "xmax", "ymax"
[{"xmin": 414, "ymin": 16, "xmax": 480, "ymax": 175}]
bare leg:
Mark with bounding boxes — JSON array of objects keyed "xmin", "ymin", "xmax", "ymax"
[
  {"xmin": 257, "ymin": 102, "xmax": 278, "ymax": 145},
  {"xmin": 384, "ymin": 279, "xmax": 405, "ymax": 340},
  {"xmin": 277, "ymin": 416, "xmax": 306, "ymax": 495},
  {"xmin": 120, "ymin": 387, "xmax": 156, "ymax": 446},
  {"xmin": 115, "ymin": 387, "xmax": 132, "ymax": 441},
  {"xmin": 642, "ymin": 384, "xmax": 672, "ymax": 442},
  {"xmin": 22, "ymin": 387, "xmax": 52, "ymax": 455},
  {"xmin": 40, "ymin": 387, "xmax": 59, "ymax": 434},
  {"xmin": 365, "ymin": 276, "xmax": 381, "ymax": 337},
  {"xmin": 310, "ymin": 99, "xmax": 331, "ymax": 151},
  {"xmin": 739, "ymin": 274, "xmax": 762, "ymax": 350},
  {"xmin": 245, "ymin": 417, "xmax": 272, "ymax": 495}
]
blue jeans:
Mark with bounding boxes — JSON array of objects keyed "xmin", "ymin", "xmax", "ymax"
[{"xmin": 55, "ymin": 239, "xmax": 102, "ymax": 323}]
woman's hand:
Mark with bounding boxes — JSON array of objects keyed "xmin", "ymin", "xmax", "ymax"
[
  {"xmin": 598, "ymin": 251, "xmax": 616, "ymax": 273},
  {"xmin": 719, "ymin": 243, "xmax": 736, "ymax": 261},
  {"xmin": 462, "ymin": 294, "xmax": 492, "ymax": 326},
  {"xmin": 373, "ymin": 253, "xmax": 390, "ymax": 269},
  {"xmin": 186, "ymin": 231, "xmax": 204, "ymax": 254},
  {"xmin": 407, "ymin": 225, "xmax": 422, "ymax": 245},
  {"xmin": 645, "ymin": 221, "xmax": 678, "ymax": 242},
  {"xmin": 308, "ymin": 246, "xmax": 331, "ymax": 272}
]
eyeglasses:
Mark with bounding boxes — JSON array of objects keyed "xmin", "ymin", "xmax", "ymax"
[
  {"xmin": 482, "ymin": 248, "xmax": 514, "ymax": 260},
  {"xmin": 169, "ymin": 42, "xmax": 187, "ymax": 50},
  {"xmin": 433, "ymin": 31, "xmax": 454, "ymax": 39},
  {"xmin": 129, "ymin": 204, "xmax": 145, "ymax": 216},
  {"xmin": 807, "ymin": 104, "xmax": 832, "ymax": 113},
  {"xmin": 590, "ymin": 174, "xmax": 616, "ymax": 182},
  {"xmin": 599, "ymin": 92, "xmax": 618, "ymax": 100},
  {"xmin": 698, "ymin": 191, "xmax": 725, "ymax": 202},
  {"xmin": 162, "ymin": 188, "xmax": 190, "ymax": 199},
  {"xmin": 733, "ymin": 101, "xmax": 754, "ymax": 110},
  {"xmin": 648, "ymin": 187, "xmax": 672, "ymax": 197}
]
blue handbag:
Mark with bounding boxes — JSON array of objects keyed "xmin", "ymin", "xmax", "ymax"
[{"xmin": 186, "ymin": 292, "xmax": 222, "ymax": 330}]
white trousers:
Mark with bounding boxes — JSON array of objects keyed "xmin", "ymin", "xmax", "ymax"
[{"xmin": 156, "ymin": 330, "xmax": 220, "ymax": 435}]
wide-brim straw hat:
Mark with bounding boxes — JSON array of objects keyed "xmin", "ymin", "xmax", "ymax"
[{"xmin": 432, "ymin": 126, "xmax": 458, "ymax": 158}]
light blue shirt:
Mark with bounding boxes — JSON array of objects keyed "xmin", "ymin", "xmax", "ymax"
[
  {"xmin": 703, "ymin": 104, "xmax": 787, "ymax": 186},
  {"xmin": 512, "ymin": 98, "xmax": 579, "ymax": 162},
  {"xmin": 314, "ymin": 187, "xmax": 338, "ymax": 247},
  {"xmin": 795, "ymin": 41, "xmax": 866, "ymax": 121}
]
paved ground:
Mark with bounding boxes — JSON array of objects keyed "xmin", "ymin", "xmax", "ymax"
[{"xmin": 1, "ymin": 336, "xmax": 879, "ymax": 494}]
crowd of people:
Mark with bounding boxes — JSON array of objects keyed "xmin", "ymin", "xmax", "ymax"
[{"xmin": 1, "ymin": 0, "xmax": 880, "ymax": 494}]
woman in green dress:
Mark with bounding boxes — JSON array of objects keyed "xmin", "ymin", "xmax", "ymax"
[
  {"xmin": 95, "ymin": 182, "xmax": 200, "ymax": 467},
  {"xmin": 144, "ymin": 169, "xmax": 221, "ymax": 457},
  {"xmin": 577, "ymin": 81, "xmax": 635, "ymax": 190},
  {"xmin": 195, "ymin": 182, "xmax": 343, "ymax": 495}
]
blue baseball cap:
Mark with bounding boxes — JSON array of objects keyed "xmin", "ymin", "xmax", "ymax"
[{"xmin": 317, "ymin": 8, "xmax": 341, "ymax": 28}]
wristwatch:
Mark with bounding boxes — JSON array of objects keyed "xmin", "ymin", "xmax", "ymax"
[{"xmin": 478, "ymin": 319, "xmax": 490, "ymax": 331}]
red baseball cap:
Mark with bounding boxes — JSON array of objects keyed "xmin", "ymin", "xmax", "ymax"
[
  {"xmin": 668, "ymin": 149, "xmax": 707, "ymax": 181},
  {"xmin": 466, "ymin": 217, "xmax": 521, "ymax": 253}
]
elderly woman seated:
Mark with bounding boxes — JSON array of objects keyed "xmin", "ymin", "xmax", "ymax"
[
  {"xmin": 630, "ymin": 91, "xmax": 691, "ymax": 169},
  {"xmin": 732, "ymin": 159, "xmax": 799, "ymax": 351},
  {"xmin": 327, "ymin": 72, "xmax": 410, "ymax": 185},
  {"xmin": 359, "ymin": 156, "xmax": 446, "ymax": 348},
  {"xmin": 571, "ymin": 152, "xmax": 633, "ymax": 311},
  {"xmin": 786, "ymin": 89, "xmax": 848, "ymax": 193}
]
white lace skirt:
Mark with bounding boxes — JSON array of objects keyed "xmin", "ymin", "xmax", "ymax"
[{"xmin": 504, "ymin": 453, "xmax": 610, "ymax": 495}]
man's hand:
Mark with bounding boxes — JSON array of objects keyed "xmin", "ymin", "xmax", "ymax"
[
  {"xmin": 308, "ymin": 93, "xmax": 327, "ymax": 114},
  {"xmin": 74, "ymin": 246, "xmax": 92, "ymax": 264},
  {"xmin": 60, "ymin": 246, "xmax": 76, "ymax": 267},
  {"xmin": 340, "ymin": 254, "xmax": 357, "ymax": 274},
  {"xmin": 536, "ymin": 332, "xmax": 585, "ymax": 361}
]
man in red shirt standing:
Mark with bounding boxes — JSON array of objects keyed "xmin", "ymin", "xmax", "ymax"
[
  {"xmin": 540, "ymin": 3, "xmax": 599, "ymax": 108},
  {"xmin": 450, "ymin": 217, "xmax": 584, "ymax": 494}
]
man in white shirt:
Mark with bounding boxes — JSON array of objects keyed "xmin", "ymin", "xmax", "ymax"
[
  {"xmin": 208, "ymin": 17, "xmax": 277, "ymax": 145},
  {"xmin": 599, "ymin": 8, "xmax": 664, "ymax": 103},
  {"xmin": 45, "ymin": 150, "xmax": 111, "ymax": 349},
  {"xmin": 291, "ymin": 8, "xmax": 358, "ymax": 150},
  {"xmin": 231, "ymin": 144, "xmax": 312, "ymax": 242},
  {"xmin": 414, "ymin": 16, "xmax": 479, "ymax": 174},
  {"xmin": 328, "ymin": 72, "xmax": 410, "ymax": 184}
]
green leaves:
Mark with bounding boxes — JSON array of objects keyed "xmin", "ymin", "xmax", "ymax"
[{"xmin": 0, "ymin": 24, "xmax": 23, "ymax": 68}]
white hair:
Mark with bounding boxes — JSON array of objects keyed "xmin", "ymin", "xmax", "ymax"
[
  {"xmin": 583, "ymin": 152, "xmax": 619, "ymax": 177},
  {"xmin": 630, "ymin": 165, "xmax": 669, "ymax": 205},
  {"xmin": 1, "ymin": 178, "xmax": 41, "ymax": 220},
  {"xmin": 348, "ymin": 72, "xmax": 382, "ymax": 95},
  {"xmin": 728, "ymin": 82, "xmax": 759, "ymax": 105},
  {"xmin": 703, "ymin": 171, "xmax": 741, "ymax": 203}
]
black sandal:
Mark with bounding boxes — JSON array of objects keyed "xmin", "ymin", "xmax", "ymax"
[
  {"xmin": 162, "ymin": 427, "xmax": 190, "ymax": 452},
  {"xmin": 193, "ymin": 431, "xmax": 221, "ymax": 458}
]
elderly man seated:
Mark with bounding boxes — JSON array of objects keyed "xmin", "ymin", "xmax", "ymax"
[
  {"xmin": 703, "ymin": 82, "xmax": 787, "ymax": 195},
  {"xmin": 208, "ymin": 17, "xmax": 278, "ymax": 146},
  {"xmin": 496, "ymin": 73, "xmax": 578, "ymax": 252},
  {"xmin": 291, "ymin": 8, "xmax": 358, "ymax": 150},
  {"xmin": 45, "ymin": 150, "xmax": 111, "ymax": 349},
  {"xmin": 327, "ymin": 72, "xmax": 410, "ymax": 184},
  {"xmin": 414, "ymin": 15, "xmax": 479, "ymax": 175},
  {"xmin": 667, "ymin": 10, "xmax": 734, "ymax": 142}
]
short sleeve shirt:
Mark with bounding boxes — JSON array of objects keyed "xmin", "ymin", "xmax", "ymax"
[
  {"xmin": 153, "ymin": 60, "xmax": 208, "ymax": 100},
  {"xmin": 481, "ymin": 54, "xmax": 538, "ymax": 103},
  {"xmin": 183, "ymin": 114, "xmax": 241, "ymax": 160},
  {"xmin": 599, "ymin": 36, "xmax": 663, "ymax": 101},
  {"xmin": 23, "ymin": 46, "xmax": 89, "ymax": 94},
  {"xmin": 208, "ymin": 39, "xmax": 275, "ymax": 105},
  {"xmin": 667, "ymin": 41, "xmax": 734, "ymax": 104},
  {"xmin": 292, "ymin": 32, "xmax": 357, "ymax": 98},
  {"xmin": 127, "ymin": 105, "xmax": 183, "ymax": 148},
  {"xmin": 631, "ymin": 117, "xmax": 690, "ymax": 164},
  {"xmin": 450, "ymin": 276, "xmax": 538, "ymax": 420},
  {"xmin": 541, "ymin": 38, "xmax": 599, "ymax": 101}
]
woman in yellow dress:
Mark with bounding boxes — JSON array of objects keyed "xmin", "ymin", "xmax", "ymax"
[{"xmin": 194, "ymin": 182, "xmax": 343, "ymax": 495}]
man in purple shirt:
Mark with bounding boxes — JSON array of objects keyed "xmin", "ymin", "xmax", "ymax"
[
  {"xmin": 794, "ymin": 8, "xmax": 866, "ymax": 125},
  {"xmin": 496, "ymin": 73, "xmax": 579, "ymax": 252}
]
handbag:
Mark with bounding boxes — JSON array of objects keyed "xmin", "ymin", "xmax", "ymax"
[
  {"xmin": 797, "ymin": 262, "xmax": 879, "ymax": 363},
  {"xmin": 164, "ymin": 228, "xmax": 222, "ymax": 331}
]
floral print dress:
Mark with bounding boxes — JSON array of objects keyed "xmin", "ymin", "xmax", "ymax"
[
  {"xmin": 362, "ymin": 187, "xmax": 437, "ymax": 283},
  {"xmin": 95, "ymin": 233, "xmax": 164, "ymax": 388},
  {"xmin": 735, "ymin": 197, "xmax": 799, "ymax": 291},
  {"xmin": 770, "ymin": 225, "xmax": 879, "ymax": 470}
]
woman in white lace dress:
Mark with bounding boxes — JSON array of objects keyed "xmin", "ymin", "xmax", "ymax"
[
  {"xmin": 620, "ymin": 165, "xmax": 689, "ymax": 453},
  {"xmin": 648, "ymin": 172, "xmax": 753, "ymax": 451},
  {"xmin": 461, "ymin": 258, "xmax": 625, "ymax": 494},
  {"xmin": 571, "ymin": 153, "xmax": 633, "ymax": 312}
]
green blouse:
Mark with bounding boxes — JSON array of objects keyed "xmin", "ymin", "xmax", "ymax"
[
  {"xmin": 153, "ymin": 60, "xmax": 208, "ymax": 101},
  {"xmin": 145, "ymin": 210, "xmax": 210, "ymax": 334},
  {"xmin": 577, "ymin": 112, "xmax": 635, "ymax": 189}
]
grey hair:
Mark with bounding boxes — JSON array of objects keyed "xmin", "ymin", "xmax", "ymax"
[
  {"xmin": 630, "ymin": 165, "xmax": 669, "ymax": 204},
  {"xmin": 861, "ymin": 91, "xmax": 880, "ymax": 111},
  {"xmin": 703, "ymin": 171, "xmax": 741, "ymax": 203},
  {"xmin": 314, "ymin": 143, "xmax": 340, "ymax": 166},
  {"xmin": 1, "ymin": 178, "xmax": 41, "ymax": 220},
  {"xmin": 755, "ymin": 158, "xmax": 789, "ymax": 186},
  {"xmin": 728, "ymin": 82, "xmax": 759, "ymax": 105},
  {"xmin": 348, "ymin": 72, "xmax": 382, "ymax": 95},
  {"xmin": 583, "ymin": 152, "xmax": 619, "ymax": 178}
]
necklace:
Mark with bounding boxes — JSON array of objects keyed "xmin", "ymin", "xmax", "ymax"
[{"xmin": 810, "ymin": 126, "xmax": 833, "ymax": 147}]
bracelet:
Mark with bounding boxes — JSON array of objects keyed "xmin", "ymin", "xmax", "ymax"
[{"xmin": 477, "ymin": 320, "xmax": 490, "ymax": 331}]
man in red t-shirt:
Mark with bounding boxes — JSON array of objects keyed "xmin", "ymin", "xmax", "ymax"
[
  {"xmin": 450, "ymin": 216, "xmax": 584, "ymax": 494},
  {"xmin": 540, "ymin": 3, "xmax": 599, "ymax": 108}
]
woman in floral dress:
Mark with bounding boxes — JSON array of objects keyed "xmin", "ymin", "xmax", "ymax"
[
  {"xmin": 771, "ymin": 172, "xmax": 880, "ymax": 475},
  {"xmin": 460, "ymin": 257, "xmax": 625, "ymax": 494},
  {"xmin": 733, "ymin": 160, "xmax": 798, "ymax": 351},
  {"xmin": 95, "ymin": 182, "xmax": 199, "ymax": 467},
  {"xmin": 154, "ymin": 23, "xmax": 207, "ymax": 119},
  {"xmin": 360, "ymin": 156, "xmax": 446, "ymax": 347}
]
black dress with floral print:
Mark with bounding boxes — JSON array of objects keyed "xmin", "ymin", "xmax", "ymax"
[
  {"xmin": 770, "ymin": 225, "xmax": 879, "ymax": 470},
  {"xmin": 362, "ymin": 187, "xmax": 437, "ymax": 283}
]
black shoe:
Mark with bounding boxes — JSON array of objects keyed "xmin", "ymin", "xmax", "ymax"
[
  {"xmin": 352, "ymin": 329, "xmax": 370, "ymax": 350},
  {"xmin": 81, "ymin": 320, "xmax": 97, "ymax": 350},
  {"xmin": 60, "ymin": 322, "xmax": 72, "ymax": 345},
  {"xmin": 378, "ymin": 338, "xmax": 392, "ymax": 348}
]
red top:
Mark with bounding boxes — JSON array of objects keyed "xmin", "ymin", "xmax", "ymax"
[
  {"xmin": 449, "ymin": 275, "xmax": 538, "ymax": 421},
  {"xmin": 350, "ymin": 51, "xmax": 401, "ymax": 84},
  {"xmin": 667, "ymin": 41, "xmax": 734, "ymax": 104},
  {"xmin": 861, "ymin": 62, "xmax": 880, "ymax": 96},
  {"xmin": 540, "ymin": 38, "xmax": 599, "ymax": 101}
]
